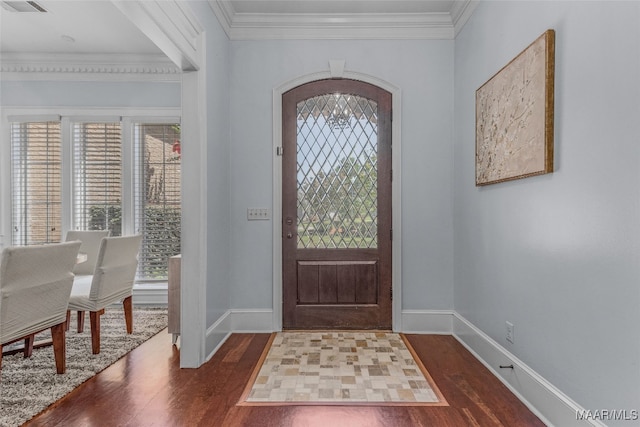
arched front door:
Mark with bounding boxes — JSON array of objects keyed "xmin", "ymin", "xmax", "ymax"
[{"xmin": 282, "ymin": 79, "xmax": 392, "ymax": 329}]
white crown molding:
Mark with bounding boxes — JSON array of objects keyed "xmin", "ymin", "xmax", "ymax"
[
  {"xmin": 231, "ymin": 13, "xmax": 454, "ymax": 40},
  {"xmin": 451, "ymin": 0, "xmax": 480, "ymax": 36},
  {"xmin": 0, "ymin": 53, "xmax": 181, "ymax": 81},
  {"xmin": 208, "ymin": 0, "xmax": 476, "ymax": 40},
  {"xmin": 208, "ymin": 0, "xmax": 233, "ymax": 39}
]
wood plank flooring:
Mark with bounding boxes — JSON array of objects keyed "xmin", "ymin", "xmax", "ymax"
[{"xmin": 25, "ymin": 331, "xmax": 544, "ymax": 426}]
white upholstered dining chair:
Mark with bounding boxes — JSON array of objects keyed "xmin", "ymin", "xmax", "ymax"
[
  {"xmin": 65, "ymin": 230, "xmax": 110, "ymax": 276},
  {"xmin": 67, "ymin": 234, "xmax": 142, "ymax": 354},
  {"xmin": 0, "ymin": 241, "xmax": 81, "ymax": 373}
]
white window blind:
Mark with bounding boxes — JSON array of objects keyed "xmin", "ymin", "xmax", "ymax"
[
  {"xmin": 10, "ymin": 122, "xmax": 62, "ymax": 245},
  {"xmin": 72, "ymin": 122, "xmax": 122, "ymax": 236},
  {"xmin": 8, "ymin": 117, "xmax": 180, "ymax": 283},
  {"xmin": 133, "ymin": 123, "xmax": 181, "ymax": 280}
]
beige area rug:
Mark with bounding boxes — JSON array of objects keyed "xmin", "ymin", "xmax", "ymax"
[
  {"xmin": 239, "ymin": 331, "xmax": 448, "ymax": 406},
  {"xmin": 0, "ymin": 307, "xmax": 167, "ymax": 427}
]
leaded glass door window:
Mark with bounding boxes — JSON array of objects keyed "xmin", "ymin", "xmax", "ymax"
[
  {"xmin": 296, "ymin": 93, "xmax": 378, "ymax": 250},
  {"xmin": 282, "ymin": 79, "xmax": 392, "ymax": 330}
]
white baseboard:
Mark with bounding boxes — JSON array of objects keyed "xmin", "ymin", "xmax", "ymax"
[
  {"xmin": 205, "ymin": 310, "xmax": 232, "ymax": 362},
  {"xmin": 401, "ymin": 309, "xmax": 454, "ymax": 333},
  {"xmin": 230, "ymin": 309, "xmax": 275, "ymax": 332},
  {"xmin": 452, "ymin": 313, "xmax": 605, "ymax": 427},
  {"xmin": 200, "ymin": 307, "xmax": 600, "ymax": 427},
  {"xmin": 229, "ymin": 309, "xmax": 451, "ymax": 334}
]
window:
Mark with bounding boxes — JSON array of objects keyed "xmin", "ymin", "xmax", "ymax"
[
  {"xmin": 72, "ymin": 122, "xmax": 122, "ymax": 235},
  {"xmin": 8, "ymin": 117, "xmax": 180, "ymax": 282},
  {"xmin": 133, "ymin": 123, "xmax": 181, "ymax": 280},
  {"xmin": 10, "ymin": 122, "xmax": 62, "ymax": 245}
]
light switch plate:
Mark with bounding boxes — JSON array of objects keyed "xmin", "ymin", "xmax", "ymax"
[{"xmin": 247, "ymin": 208, "xmax": 270, "ymax": 220}]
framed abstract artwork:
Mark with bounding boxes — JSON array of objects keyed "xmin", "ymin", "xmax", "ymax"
[{"xmin": 476, "ymin": 29, "xmax": 555, "ymax": 186}]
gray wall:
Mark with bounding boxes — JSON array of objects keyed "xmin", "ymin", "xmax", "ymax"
[
  {"xmin": 453, "ymin": 1, "xmax": 640, "ymax": 420},
  {"xmin": 1, "ymin": 80, "xmax": 180, "ymax": 108},
  {"xmin": 228, "ymin": 39, "xmax": 455, "ymax": 312}
]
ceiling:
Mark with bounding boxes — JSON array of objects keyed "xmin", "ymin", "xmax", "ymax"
[
  {"xmin": 0, "ymin": 1, "xmax": 162, "ymax": 55},
  {"xmin": 1, "ymin": 0, "xmax": 474, "ymax": 58}
]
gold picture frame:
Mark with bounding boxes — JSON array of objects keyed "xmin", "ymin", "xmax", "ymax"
[{"xmin": 476, "ymin": 29, "xmax": 555, "ymax": 186}]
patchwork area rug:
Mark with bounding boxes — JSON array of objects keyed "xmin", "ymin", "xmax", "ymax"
[
  {"xmin": 239, "ymin": 331, "xmax": 447, "ymax": 406},
  {"xmin": 1, "ymin": 307, "xmax": 167, "ymax": 427}
]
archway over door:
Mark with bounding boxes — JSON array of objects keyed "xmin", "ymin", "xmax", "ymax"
[
  {"xmin": 282, "ymin": 78, "xmax": 392, "ymax": 329},
  {"xmin": 272, "ymin": 67, "xmax": 403, "ymax": 332}
]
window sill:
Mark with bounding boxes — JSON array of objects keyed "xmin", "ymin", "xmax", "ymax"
[{"xmin": 133, "ymin": 282, "xmax": 168, "ymax": 305}]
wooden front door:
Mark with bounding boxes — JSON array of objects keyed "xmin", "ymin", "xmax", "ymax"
[{"xmin": 282, "ymin": 79, "xmax": 392, "ymax": 330}]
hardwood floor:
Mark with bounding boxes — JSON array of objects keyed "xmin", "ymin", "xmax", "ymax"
[{"xmin": 26, "ymin": 331, "xmax": 545, "ymax": 426}]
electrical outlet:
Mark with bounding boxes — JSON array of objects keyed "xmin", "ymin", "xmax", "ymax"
[
  {"xmin": 506, "ymin": 321, "xmax": 514, "ymax": 344},
  {"xmin": 247, "ymin": 208, "xmax": 270, "ymax": 220}
]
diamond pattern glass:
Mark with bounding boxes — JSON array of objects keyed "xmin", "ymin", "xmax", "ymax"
[{"xmin": 297, "ymin": 93, "xmax": 378, "ymax": 249}]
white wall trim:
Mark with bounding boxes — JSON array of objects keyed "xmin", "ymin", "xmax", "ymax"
[
  {"xmin": 230, "ymin": 309, "xmax": 275, "ymax": 333},
  {"xmin": 206, "ymin": 307, "xmax": 600, "ymax": 425},
  {"xmin": 401, "ymin": 310, "xmax": 454, "ymax": 334},
  {"xmin": 452, "ymin": 313, "xmax": 606, "ymax": 427},
  {"xmin": 178, "ymin": 40, "xmax": 208, "ymax": 368},
  {"xmin": 224, "ymin": 16, "xmax": 453, "ymax": 41},
  {"xmin": 204, "ymin": 310, "xmax": 232, "ymax": 362},
  {"xmin": 207, "ymin": 0, "xmax": 478, "ymax": 40},
  {"xmin": 450, "ymin": 0, "xmax": 480, "ymax": 37},
  {"xmin": 0, "ymin": 53, "xmax": 181, "ymax": 82},
  {"xmin": 272, "ymin": 66, "xmax": 403, "ymax": 332},
  {"xmin": 233, "ymin": 309, "xmax": 450, "ymax": 334},
  {"xmin": 1, "ymin": 107, "xmax": 181, "ymax": 118},
  {"xmin": 206, "ymin": 0, "xmax": 233, "ymax": 39}
]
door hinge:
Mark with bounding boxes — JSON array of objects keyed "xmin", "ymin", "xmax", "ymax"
[
  {"xmin": 390, "ymin": 169, "xmax": 393, "ymax": 182},
  {"xmin": 390, "ymin": 286, "xmax": 393, "ymax": 301},
  {"xmin": 390, "ymin": 228, "xmax": 393, "ymax": 241},
  {"xmin": 276, "ymin": 146, "xmax": 283, "ymax": 156}
]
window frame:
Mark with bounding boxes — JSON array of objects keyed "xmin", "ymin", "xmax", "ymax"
[{"xmin": 0, "ymin": 108, "xmax": 181, "ymax": 285}]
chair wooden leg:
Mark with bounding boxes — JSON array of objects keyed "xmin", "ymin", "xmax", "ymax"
[
  {"xmin": 89, "ymin": 310, "xmax": 102, "ymax": 354},
  {"xmin": 24, "ymin": 334, "xmax": 35, "ymax": 358},
  {"xmin": 66, "ymin": 310, "xmax": 71, "ymax": 331},
  {"xmin": 123, "ymin": 296, "xmax": 133, "ymax": 334},
  {"xmin": 51, "ymin": 323, "xmax": 66, "ymax": 374},
  {"xmin": 77, "ymin": 311, "xmax": 85, "ymax": 333}
]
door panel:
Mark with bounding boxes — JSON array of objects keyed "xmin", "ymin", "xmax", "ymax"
[
  {"xmin": 296, "ymin": 260, "xmax": 378, "ymax": 304},
  {"xmin": 282, "ymin": 79, "xmax": 392, "ymax": 330}
]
